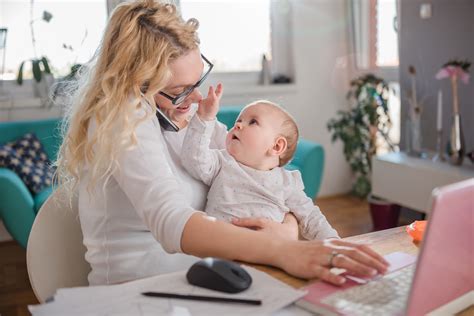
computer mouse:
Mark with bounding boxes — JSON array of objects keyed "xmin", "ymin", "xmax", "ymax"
[{"xmin": 186, "ymin": 257, "xmax": 252, "ymax": 293}]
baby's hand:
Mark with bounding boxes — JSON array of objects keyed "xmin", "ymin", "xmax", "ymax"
[{"xmin": 197, "ymin": 83, "xmax": 223, "ymax": 121}]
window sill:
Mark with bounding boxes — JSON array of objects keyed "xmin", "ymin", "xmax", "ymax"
[
  {"xmin": 222, "ymin": 83, "xmax": 297, "ymax": 97},
  {"xmin": 205, "ymin": 72, "xmax": 297, "ymax": 98}
]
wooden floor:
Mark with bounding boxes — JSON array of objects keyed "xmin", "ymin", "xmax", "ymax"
[
  {"xmin": 0, "ymin": 194, "xmax": 411, "ymax": 316},
  {"xmin": 0, "ymin": 242, "xmax": 37, "ymax": 316}
]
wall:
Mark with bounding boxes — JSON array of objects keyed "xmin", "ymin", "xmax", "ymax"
[
  {"xmin": 290, "ymin": 0, "xmax": 353, "ymax": 196},
  {"xmin": 214, "ymin": 0, "xmax": 354, "ymax": 197},
  {"xmin": 399, "ymin": 0, "xmax": 474, "ymax": 152}
]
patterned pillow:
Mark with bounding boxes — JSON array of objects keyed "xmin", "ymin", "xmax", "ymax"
[{"xmin": 0, "ymin": 133, "xmax": 56, "ymax": 194}]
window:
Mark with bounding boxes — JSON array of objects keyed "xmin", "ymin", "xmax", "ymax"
[
  {"xmin": 376, "ymin": 0, "xmax": 399, "ymax": 67},
  {"xmin": 0, "ymin": 0, "xmax": 107, "ymax": 80},
  {"xmin": 351, "ymin": 0, "xmax": 400, "ymax": 145},
  {"xmin": 179, "ymin": 0, "xmax": 271, "ymax": 73},
  {"xmin": 352, "ymin": 0, "xmax": 399, "ymax": 70}
]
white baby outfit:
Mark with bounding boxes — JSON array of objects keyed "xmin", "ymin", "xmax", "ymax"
[{"xmin": 181, "ymin": 114, "xmax": 339, "ymax": 240}]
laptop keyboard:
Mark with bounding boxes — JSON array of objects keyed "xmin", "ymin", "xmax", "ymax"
[{"xmin": 320, "ymin": 265, "xmax": 415, "ymax": 316}]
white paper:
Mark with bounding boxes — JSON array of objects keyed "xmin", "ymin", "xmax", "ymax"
[{"xmin": 29, "ymin": 266, "xmax": 306, "ymax": 316}]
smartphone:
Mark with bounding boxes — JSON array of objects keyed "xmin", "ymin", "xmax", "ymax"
[
  {"xmin": 156, "ymin": 106, "xmax": 179, "ymax": 132},
  {"xmin": 140, "ymin": 93, "xmax": 179, "ymax": 132}
]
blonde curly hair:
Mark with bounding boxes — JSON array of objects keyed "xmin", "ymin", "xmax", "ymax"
[{"xmin": 55, "ymin": 0, "xmax": 200, "ymax": 194}]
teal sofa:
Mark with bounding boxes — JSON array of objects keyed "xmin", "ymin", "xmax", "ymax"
[
  {"xmin": 0, "ymin": 118, "xmax": 61, "ymax": 248},
  {"xmin": 0, "ymin": 107, "xmax": 324, "ymax": 248}
]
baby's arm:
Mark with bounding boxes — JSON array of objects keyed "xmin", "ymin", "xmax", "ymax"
[
  {"xmin": 285, "ymin": 171, "xmax": 340, "ymax": 240},
  {"xmin": 181, "ymin": 85, "xmax": 224, "ymax": 185}
]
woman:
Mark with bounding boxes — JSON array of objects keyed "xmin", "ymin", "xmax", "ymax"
[{"xmin": 56, "ymin": 0, "xmax": 388, "ymax": 286}]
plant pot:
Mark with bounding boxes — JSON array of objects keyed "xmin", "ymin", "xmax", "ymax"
[
  {"xmin": 33, "ymin": 72, "xmax": 55, "ymax": 103},
  {"xmin": 368, "ymin": 195, "xmax": 400, "ymax": 231}
]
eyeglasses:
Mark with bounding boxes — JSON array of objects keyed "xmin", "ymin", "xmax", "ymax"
[{"xmin": 159, "ymin": 54, "xmax": 213, "ymax": 106}]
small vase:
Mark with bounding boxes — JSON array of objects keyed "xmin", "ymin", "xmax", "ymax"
[
  {"xmin": 406, "ymin": 115, "xmax": 422, "ymax": 157},
  {"xmin": 260, "ymin": 54, "xmax": 271, "ymax": 85},
  {"xmin": 446, "ymin": 114, "xmax": 465, "ymax": 165}
]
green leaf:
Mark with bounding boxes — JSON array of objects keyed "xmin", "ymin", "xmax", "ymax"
[
  {"xmin": 41, "ymin": 56, "xmax": 52, "ymax": 73},
  {"xmin": 32, "ymin": 60, "xmax": 42, "ymax": 82},
  {"xmin": 17, "ymin": 61, "xmax": 25, "ymax": 85},
  {"xmin": 42, "ymin": 10, "xmax": 53, "ymax": 22}
]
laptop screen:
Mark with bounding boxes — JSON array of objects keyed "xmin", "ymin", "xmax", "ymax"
[{"xmin": 406, "ymin": 179, "xmax": 474, "ymax": 314}]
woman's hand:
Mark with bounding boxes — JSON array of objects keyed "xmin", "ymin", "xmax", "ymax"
[
  {"xmin": 231, "ymin": 213, "xmax": 299, "ymax": 241},
  {"xmin": 197, "ymin": 83, "xmax": 223, "ymax": 121},
  {"xmin": 277, "ymin": 239, "xmax": 390, "ymax": 285}
]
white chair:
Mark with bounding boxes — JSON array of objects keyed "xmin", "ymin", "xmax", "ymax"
[{"xmin": 27, "ymin": 186, "xmax": 91, "ymax": 303}]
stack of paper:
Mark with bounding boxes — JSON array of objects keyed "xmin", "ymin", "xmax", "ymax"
[{"xmin": 29, "ymin": 266, "xmax": 307, "ymax": 315}]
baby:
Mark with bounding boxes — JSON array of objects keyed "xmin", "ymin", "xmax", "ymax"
[{"xmin": 181, "ymin": 85, "xmax": 338, "ymax": 240}]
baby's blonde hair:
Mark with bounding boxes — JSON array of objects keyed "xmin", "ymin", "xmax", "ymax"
[
  {"xmin": 246, "ymin": 100, "xmax": 299, "ymax": 166},
  {"xmin": 55, "ymin": 0, "xmax": 200, "ymax": 194}
]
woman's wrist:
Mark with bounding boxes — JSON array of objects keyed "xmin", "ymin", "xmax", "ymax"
[
  {"xmin": 268, "ymin": 236, "xmax": 287, "ymax": 267},
  {"xmin": 269, "ymin": 239, "xmax": 294, "ymax": 270}
]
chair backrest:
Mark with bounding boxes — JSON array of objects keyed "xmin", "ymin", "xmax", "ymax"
[{"xmin": 26, "ymin": 186, "xmax": 91, "ymax": 303}]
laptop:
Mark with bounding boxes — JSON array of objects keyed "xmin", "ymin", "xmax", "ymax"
[{"xmin": 296, "ymin": 178, "xmax": 474, "ymax": 316}]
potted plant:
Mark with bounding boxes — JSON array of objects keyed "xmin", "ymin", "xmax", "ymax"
[
  {"xmin": 327, "ymin": 73, "xmax": 399, "ymax": 230},
  {"xmin": 16, "ymin": 7, "xmax": 54, "ymax": 102}
]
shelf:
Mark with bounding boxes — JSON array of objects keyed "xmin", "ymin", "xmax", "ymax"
[{"xmin": 372, "ymin": 152, "xmax": 474, "ymax": 212}]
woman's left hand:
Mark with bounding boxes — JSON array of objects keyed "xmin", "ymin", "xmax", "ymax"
[{"xmin": 231, "ymin": 213, "xmax": 299, "ymax": 240}]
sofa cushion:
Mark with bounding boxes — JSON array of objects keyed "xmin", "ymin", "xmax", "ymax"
[{"xmin": 0, "ymin": 133, "xmax": 55, "ymax": 194}]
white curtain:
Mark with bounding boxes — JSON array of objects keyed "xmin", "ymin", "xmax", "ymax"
[
  {"xmin": 351, "ymin": 0, "xmax": 371, "ymax": 69},
  {"xmin": 270, "ymin": 0, "xmax": 294, "ymax": 79}
]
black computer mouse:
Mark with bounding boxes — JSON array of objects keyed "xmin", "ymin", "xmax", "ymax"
[{"xmin": 186, "ymin": 257, "xmax": 252, "ymax": 293}]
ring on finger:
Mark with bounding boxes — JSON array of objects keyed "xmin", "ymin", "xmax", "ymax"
[{"xmin": 328, "ymin": 250, "xmax": 339, "ymax": 267}]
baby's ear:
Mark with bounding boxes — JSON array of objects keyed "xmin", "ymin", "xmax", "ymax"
[{"xmin": 271, "ymin": 136, "xmax": 287, "ymax": 156}]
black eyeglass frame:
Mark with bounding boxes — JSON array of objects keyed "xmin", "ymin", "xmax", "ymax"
[{"xmin": 159, "ymin": 54, "xmax": 213, "ymax": 106}]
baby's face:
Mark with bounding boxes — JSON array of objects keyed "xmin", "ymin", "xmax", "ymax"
[{"xmin": 226, "ymin": 103, "xmax": 285, "ymax": 169}]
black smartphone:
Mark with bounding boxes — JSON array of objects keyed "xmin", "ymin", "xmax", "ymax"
[
  {"xmin": 140, "ymin": 93, "xmax": 179, "ymax": 132},
  {"xmin": 155, "ymin": 106, "xmax": 179, "ymax": 132}
]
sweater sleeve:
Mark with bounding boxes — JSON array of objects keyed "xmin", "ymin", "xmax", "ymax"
[
  {"xmin": 285, "ymin": 171, "xmax": 340, "ymax": 240},
  {"xmin": 181, "ymin": 114, "xmax": 223, "ymax": 186},
  {"xmin": 113, "ymin": 114, "xmax": 201, "ymax": 254},
  {"xmin": 210, "ymin": 120, "xmax": 228, "ymax": 150}
]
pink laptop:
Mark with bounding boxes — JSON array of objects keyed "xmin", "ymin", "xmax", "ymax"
[{"xmin": 297, "ymin": 178, "xmax": 474, "ymax": 315}]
